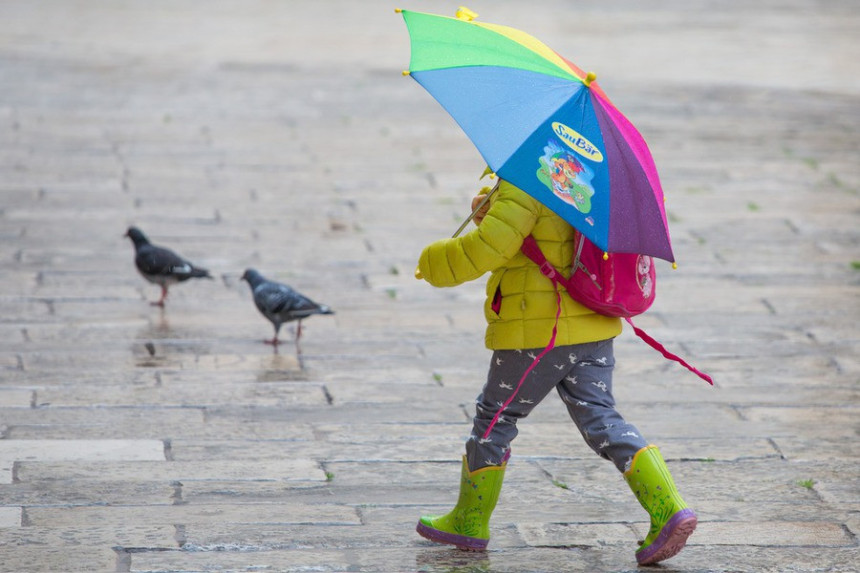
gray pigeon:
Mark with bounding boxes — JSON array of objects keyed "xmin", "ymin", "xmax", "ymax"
[
  {"xmin": 241, "ymin": 268, "xmax": 334, "ymax": 353},
  {"xmin": 125, "ymin": 226, "xmax": 213, "ymax": 306}
]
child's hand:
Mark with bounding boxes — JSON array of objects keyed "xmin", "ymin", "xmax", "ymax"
[{"xmin": 471, "ymin": 192, "xmax": 490, "ymax": 226}]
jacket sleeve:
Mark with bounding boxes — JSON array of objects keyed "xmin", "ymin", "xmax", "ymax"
[{"xmin": 418, "ymin": 182, "xmax": 540, "ymax": 287}]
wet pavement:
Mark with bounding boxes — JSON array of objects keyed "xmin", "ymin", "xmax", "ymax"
[{"xmin": 0, "ymin": 1, "xmax": 858, "ymax": 571}]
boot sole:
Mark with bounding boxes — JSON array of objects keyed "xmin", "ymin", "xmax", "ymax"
[
  {"xmin": 416, "ymin": 521, "xmax": 488, "ymax": 551},
  {"xmin": 636, "ymin": 508, "xmax": 697, "ymax": 565}
]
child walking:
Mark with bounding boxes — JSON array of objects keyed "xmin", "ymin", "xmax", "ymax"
[{"xmin": 414, "ymin": 176, "xmax": 697, "ymax": 565}]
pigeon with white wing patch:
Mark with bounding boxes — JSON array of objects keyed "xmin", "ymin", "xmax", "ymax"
[{"xmin": 125, "ymin": 226, "xmax": 213, "ymax": 307}]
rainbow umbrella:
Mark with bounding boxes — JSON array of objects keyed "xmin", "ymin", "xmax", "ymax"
[{"xmin": 398, "ymin": 7, "xmax": 675, "ymax": 262}]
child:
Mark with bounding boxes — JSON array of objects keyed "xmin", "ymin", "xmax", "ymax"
[{"xmin": 414, "ymin": 176, "xmax": 697, "ymax": 565}]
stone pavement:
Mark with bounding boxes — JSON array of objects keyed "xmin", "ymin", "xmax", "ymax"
[{"xmin": 0, "ymin": 1, "xmax": 858, "ymax": 571}]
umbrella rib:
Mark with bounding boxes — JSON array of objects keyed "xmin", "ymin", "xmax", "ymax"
[{"xmin": 494, "ymin": 84, "xmax": 587, "ymax": 168}]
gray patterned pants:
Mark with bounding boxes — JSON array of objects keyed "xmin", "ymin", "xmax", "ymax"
[{"xmin": 465, "ymin": 338, "xmax": 648, "ymax": 473}]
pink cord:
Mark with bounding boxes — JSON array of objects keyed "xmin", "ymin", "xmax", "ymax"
[{"xmin": 624, "ymin": 318, "xmax": 714, "ymax": 385}]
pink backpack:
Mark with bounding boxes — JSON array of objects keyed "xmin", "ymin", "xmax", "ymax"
[
  {"xmin": 523, "ymin": 233, "xmax": 655, "ymax": 318},
  {"xmin": 520, "ymin": 233, "xmax": 712, "ymax": 384}
]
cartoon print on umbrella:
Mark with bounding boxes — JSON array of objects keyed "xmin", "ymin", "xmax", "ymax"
[{"xmin": 536, "ymin": 139, "xmax": 596, "ymax": 215}]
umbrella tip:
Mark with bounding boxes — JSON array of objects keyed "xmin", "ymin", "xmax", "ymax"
[
  {"xmin": 584, "ymin": 72, "xmax": 597, "ymax": 87},
  {"xmin": 672, "ymin": 262, "xmax": 678, "ymax": 270},
  {"xmin": 455, "ymin": 6, "xmax": 478, "ymax": 21},
  {"xmin": 402, "ymin": 70, "xmax": 411, "ymax": 76},
  {"xmin": 394, "ymin": 8, "xmax": 402, "ymax": 13}
]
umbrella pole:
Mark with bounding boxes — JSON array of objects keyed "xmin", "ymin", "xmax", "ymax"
[{"xmin": 415, "ymin": 180, "xmax": 500, "ymax": 280}]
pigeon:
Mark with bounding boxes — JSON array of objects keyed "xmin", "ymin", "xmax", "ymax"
[
  {"xmin": 241, "ymin": 268, "xmax": 334, "ymax": 353},
  {"xmin": 125, "ymin": 226, "xmax": 213, "ymax": 306}
]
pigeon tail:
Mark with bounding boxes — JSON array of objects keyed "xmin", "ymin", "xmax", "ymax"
[{"xmin": 190, "ymin": 267, "xmax": 213, "ymax": 279}]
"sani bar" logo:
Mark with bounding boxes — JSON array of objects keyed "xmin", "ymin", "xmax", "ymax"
[{"xmin": 552, "ymin": 122, "xmax": 604, "ymax": 162}]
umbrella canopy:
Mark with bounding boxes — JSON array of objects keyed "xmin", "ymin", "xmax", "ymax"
[{"xmin": 399, "ymin": 8, "xmax": 674, "ymax": 262}]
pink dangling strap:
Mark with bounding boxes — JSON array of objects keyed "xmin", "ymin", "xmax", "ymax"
[
  {"xmin": 624, "ymin": 318, "xmax": 714, "ymax": 385},
  {"xmin": 483, "ymin": 287, "xmax": 562, "ymax": 439}
]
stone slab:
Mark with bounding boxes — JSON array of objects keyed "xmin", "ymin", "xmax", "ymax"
[
  {"xmin": 0, "ymin": 388, "xmax": 33, "ymax": 408},
  {"xmin": 1, "ymin": 408, "xmax": 208, "ymax": 440},
  {"xmin": 0, "ymin": 506, "xmax": 21, "ymax": 528},
  {"xmin": 0, "ymin": 546, "xmax": 118, "ymax": 573},
  {"xmin": 0, "ymin": 439, "xmax": 164, "ymax": 484},
  {"xmin": 31, "ymin": 380, "xmax": 330, "ymax": 408},
  {"xmin": 0, "ymin": 524, "xmax": 176, "ymax": 549},
  {"xmin": 3, "ymin": 481, "xmax": 177, "ymax": 508},
  {"xmin": 166, "ymin": 436, "xmax": 318, "ymax": 461},
  {"xmin": 741, "ymin": 406, "xmax": 860, "ymax": 439},
  {"xmin": 13, "ymin": 458, "xmax": 325, "ymax": 483},
  {"xmin": 689, "ymin": 520, "xmax": 855, "ymax": 547},
  {"xmin": 25, "ymin": 504, "xmax": 360, "ymax": 528},
  {"xmin": 771, "ymin": 436, "xmax": 860, "ymax": 463}
]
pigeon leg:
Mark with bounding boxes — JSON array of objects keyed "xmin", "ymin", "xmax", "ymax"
[
  {"xmin": 265, "ymin": 324, "xmax": 281, "ymax": 346},
  {"xmin": 294, "ymin": 320, "xmax": 303, "ymax": 356},
  {"xmin": 151, "ymin": 285, "xmax": 168, "ymax": 307}
]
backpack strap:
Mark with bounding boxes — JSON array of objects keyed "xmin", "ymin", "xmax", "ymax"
[{"xmin": 521, "ymin": 235, "xmax": 572, "ymax": 291}]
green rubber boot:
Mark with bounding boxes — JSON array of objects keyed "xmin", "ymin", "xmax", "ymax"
[
  {"xmin": 624, "ymin": 445, "xmax": 697, "ymax": 565},
  {"xmin": 416, "ymin": 456, "xmax": 506, "ymax": 551}
]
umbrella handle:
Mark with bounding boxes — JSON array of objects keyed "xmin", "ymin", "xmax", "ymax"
[
  {"xmin": 415, "ymin": 180, "xmax": 501, "ymax": 281},
  {"xmin": 452, "ymin": 181, "xmax": 499, "ymax": 238}
]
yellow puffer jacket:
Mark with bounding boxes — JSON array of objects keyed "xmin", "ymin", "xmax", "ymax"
[{"xmin": 417, "ymin": 180, "xmax": 621, "ymax": 350}]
